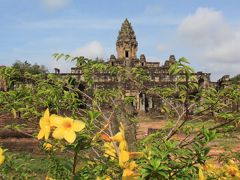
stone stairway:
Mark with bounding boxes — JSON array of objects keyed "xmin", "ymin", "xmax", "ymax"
[{"xmin": 0, "ymin": 113, "xmax": 40, "ymax": 152}]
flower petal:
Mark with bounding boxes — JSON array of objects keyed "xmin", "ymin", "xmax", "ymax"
[
  {"xmin": 50, "ymin": 114, "xmax": 63, "ymax": 127},
  {"xmin": 44, "ymin": 108, "xmax": 50, "ymax": 119},
  {"xmin": 52, "ymin": 127, "xmax": 65, "ymax": 140},
  {"xmin": 100, "ymin": 133, "xmax": 112, "ymax": 142},
  {"xmin": 73, "ymin": 120, "xmax": 85, "ymax": 132},
  {"xmin": 64, "ymin": 130, "xmax": 76, "ymax": 144},
  {"xmin": 119, "ymin": 150, "xmax": 129, "ymax": 167},
  {"xmin": 129, "ymin": 161, "xmax": 138, "ymax": 170},
  {"xmin": 104, "ymin": 142, "xmax": 116, "ymax": 159},
  {"xmin": 119, "ymin": 140, "xmax": 128, "ymax": 151},
  {"xmin": 110, "ymin": 132, "xmax": 124, "ymax": 142},
  {"xmin": 122, "ymin": 168, "xmax": 134, "ymax": 177},
  {"xmin": 64, "ymin": 117, "xmax": 74, "ymax": 125},
  {"xmin": 0, "ymin": 155, "xmax": 5, "ymax": 165},
  {"xmin": 44, "ymin": 127, "xmax": 51, "ymax": 140},
  {"xmin": 122, "ymin": 168, "xmax": 139, "ymax": 180},
  {"xmin": 199, "ymin": 168, "xmax": 205, "ymax": 180},
  {"xmin": 37, "ymin": 129, "xmax": 45, "ymax": 140},
  {"xmin": 43, "ymin": 143, "xmax": 53, "ymax": 151},
  {"xmin": 39, "ymin": 117, "xmax": 46, "ymax": 128}
]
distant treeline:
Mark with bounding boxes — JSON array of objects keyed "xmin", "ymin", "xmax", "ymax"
[
  {"xmin": 12, "ymin": 60, "xmax": 48, "ymax": 75},
  {"xmin": 231, "ymin": 74, "xmax": 240, "ymax": 84}
]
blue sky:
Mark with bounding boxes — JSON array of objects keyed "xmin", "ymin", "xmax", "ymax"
[{"xmin": 0, "ymin": 0, "xmax": 240, "ymax": 80}]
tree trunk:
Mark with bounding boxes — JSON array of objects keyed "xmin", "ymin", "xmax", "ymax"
[{"xmin": 111, "ymin": 100, "xmax": 137, "ymax": 151}]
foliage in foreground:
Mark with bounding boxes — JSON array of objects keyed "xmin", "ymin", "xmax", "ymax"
[{"xmin": 0, "ymin": 55, "xmax": 239, "ymax": 179}]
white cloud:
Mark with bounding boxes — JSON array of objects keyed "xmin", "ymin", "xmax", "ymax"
[
  {"xmin": 177, "ymin": 7, "xmax": 240, "ymax": 80},
  {"xmin": 42, "ymin": 0, "xmax": 71, "ymax": 10},
  {"xmin": 72, "ymin": 41, "xmax": 105, "ymax": 59},
  {"xmin": 49, "ymin": 41, "xmax": 105, "ymax": 73},
  {"xmin": 204, "ymin": 32, "xmax": 240, "ymax": 63},
  {"xmin": 178, "ymin": 8, "xmax": 232, "ymax": 47}
]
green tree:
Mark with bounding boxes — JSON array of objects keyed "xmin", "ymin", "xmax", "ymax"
[
  {"xmin": 12, "ymin": 60, "xmax": 48, "ymax": 75},
  {"xmin": 231, "ymin": 74, "xmax": 240, "ymax": 84},
  {"xmin": 0, "ymin": 55, "xmax": 240, "ymax": 179}
]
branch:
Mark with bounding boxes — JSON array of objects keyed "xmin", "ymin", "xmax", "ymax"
[
  {"xmin": 179, "ymin": 119, "xmax": 235, "ymax": 148},
  {"xmin": 165, "ymin": 103, "xmax": 195, "ymax": 140}
]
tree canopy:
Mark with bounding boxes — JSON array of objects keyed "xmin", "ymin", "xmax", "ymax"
[
  {"xmin": 12, "ymin": 60, "xmax": 48, "ymax": 75},
  {"xmin": 231, "ymin": 74, "xmax": 240, "ymax": 84}
]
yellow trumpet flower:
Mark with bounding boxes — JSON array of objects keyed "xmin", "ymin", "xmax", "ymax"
[
  {"xmin": 199, "ymin": 168, "xmax": 205, "ymax": 180},
  {"xmin": 52, "ymin": 117, "xmax": 85, "ymax": 143},
  {"xmin": 45, "ymin": 175, "xmax": 55, "ymax": 180},
  {"xmin": 103, "ymin": 142, "xmax": 116, "ymax": 159},
  {"xmin": 50, "ymin": 114, "xmax": 63, "ymax": 127},
  {"xmin": 119, "ymin": 150, "xmax": 130, "ymax": 167},
  {"xmin": 43, "ymin": 143, "xmax": 53, "ymax": 151},
  {"xmin": 122, "ymin": 161, "xmax": 139, "ymax": 180},
  {"xmin": 110, "ymin": 123, "xmax": 125, "ymax": 143},
  {"xmin": 0, "ymin": 147, "xmax": 5, "ymax": 166},
  {"xmin": 38, "ymin": 108, "xmax": 51, "ymax": 140},
  {"xmin": 119, "ymin": 140, "xmax": 128, "ymax": 152}
]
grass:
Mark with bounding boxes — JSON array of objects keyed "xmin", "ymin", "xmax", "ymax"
[{"xmin": 2, "ymin": 151, "xmax": 73, "ymax": 179}]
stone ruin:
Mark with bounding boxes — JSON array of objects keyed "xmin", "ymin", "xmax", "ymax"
[
  {"xmin": 0, "ymin": 19, "xmax": 237, "ymax": 151},
  {"xmin": 63, "ymin": 19, "xmax": 212, "ymax": 113}
]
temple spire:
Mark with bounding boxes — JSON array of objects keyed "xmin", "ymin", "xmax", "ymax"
[{"xmin": 116, "ymin": 19, "xmax": 138, "ymax": 59}]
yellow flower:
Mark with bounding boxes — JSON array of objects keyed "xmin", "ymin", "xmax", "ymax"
[
  {"xmin": 119, "ymin": 150, "xmax": 130, "ymax": 167},
  {"xmin": 229, "ymin": 160, "xmax": 236, "ymax": 165},
  {"xmin": 203, "ymin": 161, "xmax": 218, "ymax": 174},
  {"xmin": 119, "ymin": 140, "xmax": 128, "ymax": 152},
  {"xmin": 108, "ymin": 123, "xmax": 142, "ymax": 179},
  {"xmin": 122, "ymin": 161, "xmax": 139, "ymax": 180},
  {"xmin": 199, "ymin": 168, "xmax": 205, "ymax": 180},
  {"xmin": 0, "ymin": 148, "xmax": 5, "ymax": 166},
  {"xmin": 122, "ymin": 169, "xmax": 135, "ymax": 180},
  {"xmin": 226, "ymin": 165, "xmax": 239, "ymax": 177},
  {"xmin": 103, "ymin": 142, "xmax": 116, "ymax": 159},
  {"xmin": 110, "ymin": 123, "xmax": 125, "ymax": 143},
  {"xmin": 110, "ymin": 123, "xmax": 143, "ymax": 168},
  {"xmin": 43, "ymin": 143, "xmax": 53, "ymax": 151},
  {"xmin": 38, "ymin": 108, "xmax": 51, "ymax": 140},
  {"xmin": 235, "ymin": 172, "xmax": 240, "ymax": 178},
  {"xmin": 105, "ymin": 177, "xmax": 111, "ymax": 180},
  {"xmin": 119, "ymin": 150, "xmax": 144, "ymax": 168},
  {"xmin": 45, "ymin": 175, "xmax": 55, "ymax": 180},
  {"xmin": 110, "ymin": 132, "xmax": 124, "ymax": 142},
  {"xmin": 129, "ymin": 161, "xmax": 138, "ymax": 170},
  {"xmin": 50, "ymin": 114, "xmax": 63, "ymax": 127},
  {"xmin": 122, "ymin": 168, "xmax": 139, "ymax": 180},
  {"xmin": 52, "ymin": 117, "xmax": 85, "ymax": 143}
]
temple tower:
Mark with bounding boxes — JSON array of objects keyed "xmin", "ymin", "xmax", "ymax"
[{"xmin": 116, "ymin": 19, "xmax": 138, "ymax": 60}]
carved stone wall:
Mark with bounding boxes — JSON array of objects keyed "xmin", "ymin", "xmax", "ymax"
[{"xmin": 116, "ymin": 19, "xmax": 138, "ymax": 59}]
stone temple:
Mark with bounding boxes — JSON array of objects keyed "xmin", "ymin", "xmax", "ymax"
[{"xmin": 60, "ymin": 19, "xmax": 212, "ymax": 112}]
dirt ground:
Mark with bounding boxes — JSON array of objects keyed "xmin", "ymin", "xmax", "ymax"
[{"xmin": 137, "ymin": 119, "xmax": 240, "ymax": 158}]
